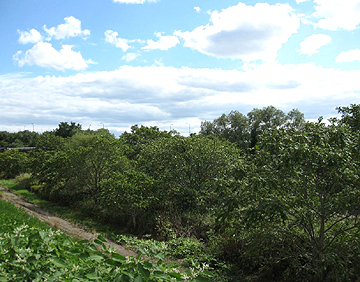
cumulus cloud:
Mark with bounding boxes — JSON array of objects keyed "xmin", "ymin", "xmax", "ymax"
[
  {"xmin": 18, "ymin": 29, "xmax": 43, "ymax": 44},
  {"xmin": 314, "ymin": 0, "xmax": 360, "ymax": 30},
  {"xmin": 113, "ymin": 0, "xmax": 158, "ymax": 3},
  {"xmin": 43, "ymin": 16, "xmax": 90, "ymax": 40},
  {"xmin": 336, "ymin": 49, "xmax": 360, "ymax": 62},
  {"xmin": 194, "ymin": 7, "xmax": 201, "ymax": 13},
  {"xmin": 174, "ymin": 2, "xmax": 300, "ymax": 61},
  {"xmin": 13, "ymin": 42, "xmax": 94, "ymax": 71},
  {"xmin": 296, "ymin": 0, "xmax": 310, "ymax": 3},
  {"xmin": 104, "ymin": 30, "xmax": 133, "ymax": 52},
  {"xmin": 142, "ymin": 32, "xmax": 180, "ymax": 50},
  {"xmin": 122, "ymin": 52, "xmax": 140, "ymax": 62},
  {"xmin": 298, "ymin": 34, "xmax": 331, "ymax": 54}
]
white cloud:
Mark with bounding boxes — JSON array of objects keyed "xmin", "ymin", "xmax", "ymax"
[
  {"xmin": 336, "ymin": 49, "xmax": 360, "ymax": 62},
  {"xmin": 298, "ymin": 34, "xmax": 331, "ymax": 54},
  {"xmin": 13, "ymin": 42, "xmax": 94, "ymax": 71},
  {"xmin": 43, "ymin": 16, "xmax": 90, "ymax": 40},
  {"xmin": 194, "ymin": 7, "xmax": 201, "ymax": 13},
  {"xmin": 18, "ymin": 29, "xmax": 42, "ymax": 44},
  {"xmin": 113, "ymin": 0, "xmax": 158, "ymax": 3},
  {"xmin": 314, "ymin": 0, "xmax": 360, "ymax": 30},
  {"xmin": 296, "ymin": 0, "xmax": 310, "ymax": 3},
  {"xmin": 104, "ymin": 30, "xmax": 133, "ymax": 52},
  {"xmin": 142, "ymin": 32, "xmax": 180, "ymax": 50},
  {"xmin": 122, "ymin": 52, "xmax": 140, "ymax": 62},
  {"xmin": 2, "ymin": 63, "xmax": 360, "ymax": 135},
  {"xmin": 174, "ymin": 2, "xmax": 300, "ymax": 61}
]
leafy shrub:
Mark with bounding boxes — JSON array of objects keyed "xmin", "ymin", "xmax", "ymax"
[
  {"xmin": 15, "ymin": 173, "xmax": 32, "ymax": 190},
  {"xmin": 0, "ymin": 149, "xmax": 29, "ymax": 179}
]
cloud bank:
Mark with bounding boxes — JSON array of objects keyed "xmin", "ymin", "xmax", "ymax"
[{"xmin": 1, "ymin": 63, "xmax": 359, "ymax": 134}]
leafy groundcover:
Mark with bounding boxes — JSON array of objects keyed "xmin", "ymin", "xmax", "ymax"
[{"xmin": 0, "ymin": 199, "xmax": 212, "ymax": 281}]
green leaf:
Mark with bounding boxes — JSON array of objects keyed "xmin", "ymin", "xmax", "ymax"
[
  {"xmin": 89, "ymin": 254, "xmax": 104, "ymax": 262},
  {"xmin": 86, "ymin": 272, "xmax": 100, "ymax": 280},
  {"xmin": 137, "ymin": 263, "xmax": 150, "ymax": 278},
  {"xmin": 51, "ymin": 258, "xmax": 67, "ymax": 268},
  {"xmin": 111, "ymin": 253, "xmax": 126, "ymax": 261},
  {"xmin": 168, "ymin": 272, "xmax": 183, "ymax": 279}
]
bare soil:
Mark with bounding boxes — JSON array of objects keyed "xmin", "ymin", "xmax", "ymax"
[{"xmin": 0, "ymin": 186, "xmax": 137, "ymax": 257}]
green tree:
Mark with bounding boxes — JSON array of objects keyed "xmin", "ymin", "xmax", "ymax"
[
  {"xmin": 120, "ymin": 125, "xmax": 173, "ymax": 160},
  {"xmin": 337, "ymin": 103, "xmax": 360, "ymax": 131},
  {"xmin": 100, "ymin": 170, "xmax": 154, "ymax": 232},
  {"xmin": 54, "ymin": 121, "xmax": 82, "ymax": 138},
  {"xmin": 219, "ymin": 120, "xmax": 360, "ymax": 281},
  {"xmin": 138, "ymin": 135, "xmax": 241, "ymax": 237},
  {"xmin": 30, "ymin": 132, "xmax": 129, "ymax": 207},
  {"xmin": 0, "ymin": 149, "xmax": 29, "ymax": 178},
  {"xmin": 200, "ymin": 111, "xmax": 250, "ymax": 150},
  {"xmin": 247, "ymin": 105, "xmax": 287, "ymax": 148}
]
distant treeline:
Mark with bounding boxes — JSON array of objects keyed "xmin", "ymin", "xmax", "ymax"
[{"xmin": 1, "ymin": 104, "xmax": 360, "ymax": 281}]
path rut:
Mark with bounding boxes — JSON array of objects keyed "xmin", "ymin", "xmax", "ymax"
[{"xmin": 0, "ymin": 186, "xmax": 137, "ymax": 257}]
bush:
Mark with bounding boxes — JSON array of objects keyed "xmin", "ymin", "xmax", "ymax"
[
  {"xmin": 15, "ymin": 173, "xmax": 32, "ymax": 190},
  {"xmin": 0, "ymin": 150, "xmax": 29, "ymax": 179}
]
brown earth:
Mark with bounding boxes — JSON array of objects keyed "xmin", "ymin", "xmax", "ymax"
[{"xmin": 0, "ymin": 186, "xmax": 137, "ymax": 257}]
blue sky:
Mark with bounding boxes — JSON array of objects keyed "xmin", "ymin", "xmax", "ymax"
[{"xmin": 1, "ymin": 0, "xmax": 360, "ymax": 135}]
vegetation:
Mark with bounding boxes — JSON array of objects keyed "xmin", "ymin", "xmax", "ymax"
[
  {"xmin": 0, "ymin": 200, "xmax": 212, "ymax": 281},
  {"xmin": 1, "ymin": 105, "xmax": 360, "ymax": 281}
]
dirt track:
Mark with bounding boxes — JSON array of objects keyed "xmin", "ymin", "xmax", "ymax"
[{"xmin": 0, "ymin": 186, "xmax": 137, "ymax": 257}]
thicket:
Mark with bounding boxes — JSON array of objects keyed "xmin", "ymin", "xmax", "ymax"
[{"xmin": 1, "ymin": 105, "xmax": 360, "ymax": 281}]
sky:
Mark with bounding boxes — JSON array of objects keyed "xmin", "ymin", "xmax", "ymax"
[{"xmin": 1, "ymin": 0, "xmax": 360, "ymax": 136}]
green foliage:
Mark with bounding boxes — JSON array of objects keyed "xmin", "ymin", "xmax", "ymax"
[
  {"xmin": 217, "ymin": 120, "xmax": 360, "ymax": 281},
  {"xmin": 14, "ymin": 173, "xmax": 32, "ymax": 190},
  {"xmin": 200, "ymin": 106, "xmax": 305, "ymax": 151},
  {"xmin": 53, "ymin": 121, "xmax": 82, "ymax": 138},
  {"xmin": 0, "ymin": 130, "xmax": 39, "ymax": 148},
  {"xmin": 0, "ymin": 200, "xmax": 212, "ymax": 281},
  {"xmin": 31, "ymin": 132, "xmax": 129, "ymax": 206},
  {"xmin": 0, "ymin": 149, "xmax": 29, "ymax": 178},
  {"xmin": 120, "ymin": 124, "xmax": 173, "ymax": 160},
  {"xmin": 138, "ymin": 135, "xmax": 241, "ymax": 237},
  {"xmin": 100, "ymin": 170, "xmax": 155, "ymax": 232},
  {"xmin": 337, "ymin": 103, "xmax": 360, "ymax": 131}
]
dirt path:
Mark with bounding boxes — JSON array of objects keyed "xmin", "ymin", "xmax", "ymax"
[{"xmin": 0, "ymin": 186, "xmax": 137, "ymax": 257}]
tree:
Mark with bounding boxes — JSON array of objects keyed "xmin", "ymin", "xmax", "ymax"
[
  {"xmin": 30, "ymin": 132, "xmax": 129, "ymax": 207},
  {"xmin": 200, "ymin": 106, "xmax": 305, "ymax": 151},
  {"xmin": 200, "ymin": 111, "xmax": 250, "ymax": 150},
  {"xmin": 337, "ymin": 103, "xmax": 360, "ymax": 131},
  {"xmin": 66, "ymin": 133, "xmax": 129, "ymax": 204},
  {"xmin": 0, "ymin": 149, "xmax": 29, "ymax": 178},
  {"xmin": 54, "ymin": 122, "xmax": 82, "ymax": 138},
  {"xmin": 219, "ymin": 119, "xmax": 360, "ymax": 281},
  {"xmin": 247, "ymin": 105, "xmax": 287, "ymax": 149},
  {"xmin": 138, "ymin": 135, "xmax": 241, "ymax": 237},
  {"xmin": 120, "ymin": 125, "xmax": 173, "ymax": 160}
]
